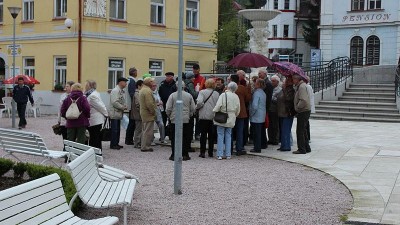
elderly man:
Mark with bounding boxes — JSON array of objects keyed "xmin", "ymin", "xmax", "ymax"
[
  {"xmin": 292, "ymin": 75, "xmax": 311, "ymax": 154},
  {"xmin": 158, "ymin": 72, "xmax": 177, "ymax": 137},
  {"xmin": 125, "ymin": 67, "xmax": 138, "ymax": 145},
  {"xmin": 139, "ymin": 77, "xmax": 157, "ymax": 152},
  {"xmin": 257, "ymin": 69, "xmax": 273, "ymax": 149},
  {"xmin": 268, "ymin": 75, "xmax": 282, "ymax": 145},
  {"xmin": 109, "ymin": 77, "xmax": 128, "ymax": 150},
  {"xmin": 166, "ymin": 81, "xmax": 196, "ymax": 161}
]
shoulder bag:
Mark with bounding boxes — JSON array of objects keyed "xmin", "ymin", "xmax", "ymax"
[
  {"xmin": 101, "ymin": 117, "xmax": 111, "ymax": 141},
  {"xmin": 214, "ymin": 92, "xmax": 229, "ymax": 123}
]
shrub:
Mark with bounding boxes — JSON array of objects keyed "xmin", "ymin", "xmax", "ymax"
[
  {"xmin": 0, "ymin": 158, "xmax": 14, "ymax": 177},
  {"xmin": 13, "ymin": 162, "xmax": 27, "ymax": 179}
]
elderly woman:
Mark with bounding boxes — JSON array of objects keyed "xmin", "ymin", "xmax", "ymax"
[
  {"xmin": 60, "ymin": 83, "xmax": 91, "ymax": 144},
  {"xmin": 85, "ymin": 80, "xmax": 108, "ymax": 150},
  {"xmin": 213, "ymin": 82, "xmax": 240, "ymax": 160},
  {"xmin": 196, "ymin": 79, "xmax": 220, "ymax": 158},
  {"xmin": 59, "ymin": 81, "xmax": 74, "ymax": 150},
  {"xmin": 277, "ymin": 76, "xmax": 295, "ymax": 151},
  {"xmin": 250, "ymin": 79, "xmax": 267, "ymax": 153}
]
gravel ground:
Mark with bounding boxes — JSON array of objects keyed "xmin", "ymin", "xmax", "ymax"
[{"xmin": 0, "ymin": 116, "xmax": 353, "ymax": 225}]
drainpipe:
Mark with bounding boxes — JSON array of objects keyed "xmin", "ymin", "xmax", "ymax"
[{"xmin": 78, "ymin": 0, "xmax": 82, "ymax": 83}]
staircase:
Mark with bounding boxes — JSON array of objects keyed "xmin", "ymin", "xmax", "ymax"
[{"xmin": 312, "ymin": 83, "xmax": 400, "ymax": 123}]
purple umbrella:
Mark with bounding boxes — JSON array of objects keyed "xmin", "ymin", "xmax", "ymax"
[
  {"xmin": 272, "ymin": 62, "xmax": 307, "ymax": 80},
  {"xmin": 227, "ymin": 52, "xmax": 273, "ymax": 68}
]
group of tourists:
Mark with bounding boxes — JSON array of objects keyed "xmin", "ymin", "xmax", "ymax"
[{"xmin": 56, "ymin": 63, "xmax": 314, "ymax": 161}]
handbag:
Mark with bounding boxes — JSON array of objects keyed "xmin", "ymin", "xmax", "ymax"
[
  {"xmin": 101, "ymin": 118, "xmax": 111, "ymax": 142},
  {"xmin": 214, "ymin": 92, "xmax": 228, "ymax": 123},
  {"xmin": 52, "ymin": 123, "xmax": 62, "ymax": 135}
]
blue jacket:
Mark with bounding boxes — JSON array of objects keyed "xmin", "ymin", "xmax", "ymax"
[
  {"xmin": 250, "ymin": 88, "xmax": 266, "ymax": 123},
  {"xmin": 13, "ymin": 85, "xmax": 34, "ymax": 104}
]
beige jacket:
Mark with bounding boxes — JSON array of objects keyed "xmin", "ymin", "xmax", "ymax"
[
  {"xmin": 294, "ymin": 81, "xmax": 311, "ymax": 113},
  {"xmin": 139, "ymin": 85, "xmax": 156, "ymax": 122},
  {"xmin": 108, "ymin": 85, "xmax": 126, "ymax": 119},
  {"xmin": 166, "ymin": 91, "xmax": 196, "ymax": 124},
  {"xmin": 213, "ymin": 91, "xmax": 240, "ymax": 128}
]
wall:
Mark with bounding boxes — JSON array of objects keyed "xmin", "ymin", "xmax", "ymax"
[
  {"xmin": 353, "ymin": 65, "xmax": 396, "ymax": 83},
  {"xmin": 313, "ymin": 76, "xmax": 352, "ymax": 104}
]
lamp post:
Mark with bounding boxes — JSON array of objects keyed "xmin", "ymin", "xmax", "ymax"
[{"xmin": 8, "ymin": 6, "xmax": 21, "ymax": 129}]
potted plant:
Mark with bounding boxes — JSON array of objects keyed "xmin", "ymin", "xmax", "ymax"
[{"xmin": 54, "ymin": 83, "xmax": 64, "ymax": 91}]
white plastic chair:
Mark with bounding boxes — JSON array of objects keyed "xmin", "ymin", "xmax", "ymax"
[
  {"xmin": 26, "ymin": 97, "xmax": 42, "ymax": 118},
  {"xmin": 1, "ymin": 97, "xmax": 12, "ymax": 118}
]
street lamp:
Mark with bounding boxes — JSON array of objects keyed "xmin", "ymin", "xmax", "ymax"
[{"xmin": 8, "ymin": 6, "xmax": 21, "ymax": 128}]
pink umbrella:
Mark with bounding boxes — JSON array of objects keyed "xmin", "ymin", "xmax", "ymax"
[
  {"xmin": 272, "ymin": 62, "xmax": 307, "ymax": 80},
  {"xmin": 227, "ymin": 52, "xmax": 273, "ymax": 68}
]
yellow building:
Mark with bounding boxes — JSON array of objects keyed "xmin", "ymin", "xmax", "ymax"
[{"xmin": 0, "ymin": 0, "xmax": 218, "ymax": 107}]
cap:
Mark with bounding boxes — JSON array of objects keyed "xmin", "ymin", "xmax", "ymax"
[
  {"xmin": 185, "ymin": 71, "xmax": 195, "ymax": 80},
  {"xmin": 117, "ymin": 77, "xmax": 129, "ymax": 83}
]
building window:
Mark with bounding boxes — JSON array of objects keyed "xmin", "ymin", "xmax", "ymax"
[
  {"xmin": 294, "ymin": 54, "xmax": 303, "ymax": 66},
  {"xmin": 351, "ymin": 0, "xmax": 364, "ymax": 11},
  {"xmin": 149, "ymin": 60, "xmax": 163, "ymax": 76},
  {"xmin": 272, "ymin": 25, "xmax": 277, "ymax": 38},
  {"xmin": 108, "ymin": 59, "xmax": 124, "ymax": 89},
  {"xmin": 54, "ymin": 57, "xmax": 67, "ymax": 87},
  {"xmin": 54, "ymin": 0, "xmax": 67, "ymax": 18},
  {"xmin": 23, "ymin": 0, "xmax": 34, "ymax": 21},
  {"xmin": 186, "ymin": 0, "xmax": 199, "ymax": 29},
  {"xmin": 284, "ymin": 0, "xmax": 290, "ymax": 10},
  {"xmin": 23, "ymin": 57, "xmax": 35, "ymax": 77},
  {"xmin": 110, "ymin": 0, "xmax": 126, "ymax": 20},
  {"xmin": 273, "ymin": 0, "xmax": 279, "ymax": 9},
  {"xmin": 185, "ymin": 61, "xmax": 198, "ymax": 72},
  {"xmin": 350, "ymin": 36, "xmax": 363, "ymax": 66},
  {"xmin": 0, "ymin": 0, "xmax": 4, "ymax": 23},
  {"xmin": 366, "ymin": 35, "xmax": 380, "ymax": 65},
  {"xmin": 368, "ymin": 0, "xmax": 381, "ymax": 9},
  {"xmin": 283, "ymin": 25, "xmax": 289, "ymax": 38},
  {"xmin": 151, "ymin": 0, "xmax": 164, "ymax": 25}
]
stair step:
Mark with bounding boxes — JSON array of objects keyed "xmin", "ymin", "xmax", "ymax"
[
  {"xmin": 342, "ymin": 92, "xmax": 395, "ymax": 98},
  {"xmin": 349, "ymin": 83, "xmax": 395, "ymax": 89},
  {"xmin": 319, "ymin": 101, "xmax": 397, "ymax": 109},
  {"xmin": 315, "ymin": 110, "xmax": 400, "ymax": 119},
  {"xmin": 338, "ymin": 96, "xmax": 395, "ymax": 103},
  {"xmin": 346, "ymin": 88, "xmax": 394, "ymax": 93},
  {"xmin": 315, "ymin": 105, "xmax": 399, "ymax": 114},
  {"xmin": 310, "ymin": 115, "xmax": 400, "ymax": 123}
]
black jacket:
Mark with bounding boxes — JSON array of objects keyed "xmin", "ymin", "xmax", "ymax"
[
  {"xmin": 13, "ymin": 85, "xmax": 34, "ymax": 104},
  {"xmin": 158, "ymin": 80, "xmax": 177, "ymax": 109}
]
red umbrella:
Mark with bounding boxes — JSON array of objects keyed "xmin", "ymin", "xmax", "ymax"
[
  {"xmin": 227, "ymin": 52, "xmax": 273, "ymax": 68},
  {"xmin": 272, "ymin": 61, "xmax": 307, "ymax": 80},
  {"xmin": 3, "ymin": 75, "xmax": 40, "ymax": 85}
]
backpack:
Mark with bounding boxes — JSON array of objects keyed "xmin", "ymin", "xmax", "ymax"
[{"xmin": 65, "ymin": 97, "xmax": 81, "ymax": 119}]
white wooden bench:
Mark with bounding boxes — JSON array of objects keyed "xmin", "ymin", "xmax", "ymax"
[
  {"xmin": 64, "ymin": 140, "xmax": 139, "ymax": 182},
  {"xmin": 0, "ymin": 128, "xmax": 68, "ymax": 167},
  {"xmin": 67, "ymin": 148, "xmax": 136, "ymax": 225},
  {"xmin": 0, "ymin": 173, "xmax": 119, "ymax": 225}
]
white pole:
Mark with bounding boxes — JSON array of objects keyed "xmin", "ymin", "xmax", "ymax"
[{"xmin": 174, "ymin": 0, "xmax": 185, "ymax": 195}]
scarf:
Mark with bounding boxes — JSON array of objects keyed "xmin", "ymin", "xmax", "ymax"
[{"xmin": 85, "ymin": 88, "xmax": 95, "ymax": 97}]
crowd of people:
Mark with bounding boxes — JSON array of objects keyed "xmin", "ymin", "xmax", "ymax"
[{"xmin": 57, "ymin": 63, "xmax": 315, "ymax": 161}]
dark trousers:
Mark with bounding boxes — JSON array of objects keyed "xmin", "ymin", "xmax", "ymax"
[
  {"xmin": 67, "ymin": 127, "xmax": 86, "ymax": 144},
  {"xmin": 261, "ymin": 125, "xmax": 267, "ymax": 149},
  {"xmin": 125, "ymin": 115, "xmax": 135, "ymax": 143},
  {"xmin": 235, "ymin": 118, "xmax": 246, "ymax": 152},
  {"xmin": 199, "ymin": 119, "xmax": 214, "ymax": 155},
  {"xmin": 61, "ymin": 125, "xmax": 67, "ymax": 151},
  {"xmin": 162, "ymin": 111, "xmax": 169, "ymax": 137},
  {"xmin": 296, "ymin": 111, "xmax": 311, "ymax": 153},
  {"xmin": 88, "ymin": 124, "xmax": 103, "ymax": 150},
  {"xmin": 251, "ymin": 122, "xmax": 264, "ymax": 152},
  {"xmin": 306, "ymin": 120, "xmax": 311, "ymax": 141},
  {"xmin": 17, "ymin": 103, "xmax": 27, "ymax": 127},
  {"xmin": 268, "ymin": 112, "xmax": 279, "ymax": 144},
  {"xmin": 110, "ymin": 119, "xmax": 121, "ymax": 147},
  {"xmin": 170, "ymin": 123, "xmax": 191, "ymax": 158},
  {"xmin": 243, "ymin": 117, "xmax": 249, "ymax": 145}
]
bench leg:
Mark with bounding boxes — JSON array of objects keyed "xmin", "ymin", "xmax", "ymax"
[
  {"xmin": 1, "ymin": 152, "xmax": 22, "ymax": 162},
  {"xmin": 124, "ymin": 205, "xmax": 127, "ymax": 225}
]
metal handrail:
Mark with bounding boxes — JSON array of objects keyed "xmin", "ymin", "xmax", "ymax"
[{"xmin": 395, "ymin": 60, "xmax": 400, "ymax": 97}]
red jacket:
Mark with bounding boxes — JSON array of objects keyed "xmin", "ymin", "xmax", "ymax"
[{"xmin": 194, "ymin": 74, "xmax": 206, "ymax": 90}]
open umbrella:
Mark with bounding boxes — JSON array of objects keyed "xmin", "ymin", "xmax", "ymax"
[
  {"xmin": 227, "ymin": 52, "xmax": 273, "ymax": 68},
  {"xmin": 272, "ymin": 61, "xmax": 307, "ymax": 80},
  {"xmin": 3, "ymin": 74, "xmax": 40, "ymax": 85}
]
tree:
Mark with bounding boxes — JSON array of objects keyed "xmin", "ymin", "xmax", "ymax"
[{"xmin": 301, "ymin": 1, "xmax": 320, "ymax": 48}]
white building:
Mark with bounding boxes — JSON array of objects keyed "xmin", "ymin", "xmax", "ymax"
[
  {"xmin": 320, "ymin": 0, "xmax": 399, "ymax": 65},
  {"xmin": 263, "ymin": 0, "xmax": 318, "ymax": 65}
]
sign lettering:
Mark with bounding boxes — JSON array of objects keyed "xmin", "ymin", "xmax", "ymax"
[{"xmin": 342, "ymin": 13, "xmax": 391, "ymax": 24}]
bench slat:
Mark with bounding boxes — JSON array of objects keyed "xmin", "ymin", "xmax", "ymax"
[
  {"xmin": 82, "ymin": 177, "xmax": 103, "ymax": 204},
  {"xmin": 20, "ymin": 204, "xmax": 72, "ymax": 225},
  {"xmin": 87, "ymin": 180, "xmax": 108, "ymax": 206},
  {"xmin": 93, "ymin": 182, "xmax": 114, "ymax": 208}
]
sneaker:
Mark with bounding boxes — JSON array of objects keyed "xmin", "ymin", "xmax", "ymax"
[
  {"xmin": 226, "ymin": 156, "xmax": 231, "ymax": 160},
  {"xmin": 217, "ymin": 156, "xmax": 222, "ymax": 160}
]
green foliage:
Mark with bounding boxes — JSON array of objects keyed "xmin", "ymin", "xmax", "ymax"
[
  {"xmin": 302, "ymin": 19, "xmax": 319, "ymax": 48},
  {"xmin": 0, "ymin": 158, "xmax": 14, "ymax": 177},
  {"xmin": 239, "ymin": 0, "xmax": 267, "ymax": 9},
  {"xmin": 54, "ymin": 83, "xmax": 64, "ymax": 91},
  {"xmin": 0, "ymin": 158, "xmax": 82, "ymax": 212},
  {"xmin": 13, "ymin": 162, "xmax": 27, "ymax": 179}
]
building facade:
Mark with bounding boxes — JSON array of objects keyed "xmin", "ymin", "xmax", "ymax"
[
  {"xmin": 0, "ymin": 0, "xmax": 218, "ymax": 100},
  {"xmin": 320, "ymin": 0, "xmax": 399, "ymax": 65}
]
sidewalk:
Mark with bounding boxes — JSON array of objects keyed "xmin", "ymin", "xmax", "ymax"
[{"xmin": 246, "ymin": 119, "xmax": 400, "ymax": 224}]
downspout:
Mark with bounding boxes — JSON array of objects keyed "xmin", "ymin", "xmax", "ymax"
[{"xmin": 78, "ymin": 0, "xmax": 82, "ymax": 83}]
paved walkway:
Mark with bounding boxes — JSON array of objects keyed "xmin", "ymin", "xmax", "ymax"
[{"xmin": 246, "ymin": 119, "xmax": 400, "ymax": 224}]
